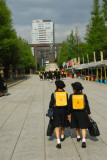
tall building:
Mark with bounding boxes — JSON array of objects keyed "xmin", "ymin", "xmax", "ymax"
[
  {"xmin": 31, "ymin": 19, "xmax": 55, "ymax": 67},
  {"xmin": 32, "ymin": 19, "xmax": 55, "ymax": 44}
]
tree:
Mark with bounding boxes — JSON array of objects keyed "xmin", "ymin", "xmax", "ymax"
[
  {"xmin": 58, "ymin": 30, "xmax": 83, "ymax": 66},
  {"xmin": 0, "ymin": 0, "xmax": 20, "ymax": 76},
  {"xmin": 66, "ymin": 30, "xmax": 77, "ymax": 60},
  {"xmin": 17, "ymin": 37, "xmax": 35, "ymax": 70},
  {"xmin": 58, "ymin": 41, "xmax": 68, "ymax": 66},
  {"xmin": 85, "ymin": 0, "xmax": 106, "ymax": 61},
  {"xmin": 0, "ymin": 0, "xmax": 35, "ymax": 77},
  {"xmin": 102, "ymin": 0, "xmax": 107, "ymax": 59},
  {"xmin": 102, "ymin": 0, "xmax": 107, "ymax": 21}
]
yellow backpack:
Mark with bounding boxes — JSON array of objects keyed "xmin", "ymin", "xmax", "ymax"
[
  {"xmin": 55, "ymin": 92, "xmax": 67, "ymax": 107},
  {"xmin": 72, "ymin": 94, "xmax": 84, "ymax": 110}
]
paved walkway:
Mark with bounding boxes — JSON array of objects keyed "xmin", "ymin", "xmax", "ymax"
[{"xmin": 0, "ymin": 75, "xmax": 107, "ymax": 160}]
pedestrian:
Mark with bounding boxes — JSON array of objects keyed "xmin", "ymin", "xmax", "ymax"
[
  {"xmin": 52, "ymin": 71, "xmax": 55, "ymax": 79},
  {"xmin": 72, "ymin": 69, "xmax": 74, "ymax": 78},
  {"xmin": 68, "ymin": 82, "xmax": 91, "ymax": 148},
  {"xmin": 49, "ymin": 80, "xmax": 69, "ymax": 149},
  {"xmin": 0, "ymin": 73, "xmax": 3, "ymax": 96},
  {"xmin": 44, "ymin": 71, "xmax": 46, "ymax": 80},
  {"xmin": 64, "ymin": 71, "xmax": 67, "ymax": 78},
  {"xmin": 46, "ymin": 72, "xmax": 49, "ymax": 80},
  {"xmin": 0, "ymin": 73, "xmax": 8, "ymax": 96},
  {"xmin": 54, "ymin": 69, "xmax": 60, "ymax": 80},
  {"xmin": 49, "ymin": 70, "xmax": 52, "ymax": 82},
  {"xmin": 39, "ymin": 72, "xmax": 43, "ymax": 80}
]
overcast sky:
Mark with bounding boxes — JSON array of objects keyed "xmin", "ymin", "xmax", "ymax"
[{"xmin": 6, "ymin": 0, "xmax": 94, "ymax": 43}]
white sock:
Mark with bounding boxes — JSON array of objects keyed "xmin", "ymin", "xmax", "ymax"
[
  {"xmin": 77, "ymin": 136, "xmax": 81, "ymax": 139},
  {"xmin": 61, "ymin": 135, "xmax": 64, "ymax": 139},
  {"xmin": 57, "ymin": 139, "xmax": 60, "ymax": 144},
  {"xmin": 82, "ymin": 138, "xmax": 86, "ymax": 143}
]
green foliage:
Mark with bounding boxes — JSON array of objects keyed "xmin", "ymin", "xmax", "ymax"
[
  {"xmin": 17, "ymin": 37, "xmax": 35, "ymax": 69},
  {"xmin": 102, "ymin": 0, "xmax": 107, "ymax": 21},
  {"xmin": 0, "ymin": 0, "xmax": 35, "ymax": 77},
  {"xmin": 102, "ymin": 0, "xmax": 107, "ymax": 59},
  {"xmin": 0, "ymin": 0, "xmax": 12, "ymax": 27},
  {"xmin": 58, "ymin": 30, "xmax": 85, "ymax": 65},
  {"xmin": 58, "ymin": 41, "xmax": 68, "ymax": 66},
  {"xmin": 0, "ymin": 0, "xmax": 17, "ymax": 66},
  {"xmin": 39, "ymin": 66, "xmax": 45, "ymax": 71},
  {"xmin": 85, "ymin": 0, "xmax": 106, "ymax": 61},
  {"xmin": 58, "ymin": 0, "xmax": 107, "ymax": 65}
]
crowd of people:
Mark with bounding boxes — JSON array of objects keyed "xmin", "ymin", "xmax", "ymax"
[
  {"xmin": 48, "ymin": 80, "xmax": 92, "ymax": 149},
  {"xmin": 39, "ymin": 69, "xmax": 67, "ymax": 81}
]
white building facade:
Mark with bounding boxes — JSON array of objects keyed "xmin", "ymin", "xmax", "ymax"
[{"xmin": 32, "ymin": 20, "xmax": 55, "ymax": 44}]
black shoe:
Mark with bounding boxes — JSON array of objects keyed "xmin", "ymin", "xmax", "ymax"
[
  {"xmin": 81, "ymin": 142, "xmax": 86, "ymax": 148},
  {"xmin": 61, "ymin": 136, "xmax": 65, "ymax": 142},
  {"xmin": 77, "ymin": 138, "xmax": 81, "ymax": 142},
  {"xmin": 56, "ymin": 143, "xmax": 61, "ymax": 149}
]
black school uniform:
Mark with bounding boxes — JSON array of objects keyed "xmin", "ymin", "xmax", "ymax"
[
  {"xmin": 0, "ymin": 74, "xmax": 5, "ymax": 91},
  {"xmin": 54, "ymin": 71, "xmax": 60, "ymax": 80},
  {"xmin": 49, "ymin": 71, "xmax": 52, "ymax": 80},
  {"xmin": 68, "ymin": 92, "xmax": 91, "ymax": 129},
  {"xmin": 39, "ymin": 73, "xmax": 43, "ymax": 79},
  {"xmin": 49, "ymin": 90, "xmax": 69, "ymax": 127}
]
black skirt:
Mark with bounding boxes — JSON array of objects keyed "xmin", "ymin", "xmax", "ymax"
[
  {"xmin": 70, "ymin": 110, "xmax": 90, "ymax": 129},
  {"xmin": 53, "ymin": 107, "xmax": 69, "ymax": 127}
]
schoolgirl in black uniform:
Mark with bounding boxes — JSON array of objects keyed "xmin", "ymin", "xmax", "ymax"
[
  {"xmin": 49, "ymin": 71, "xmax": 52, "ymax": 81},
  {"xmin": 52, "ymin": 71, "xmax": 55, "ymax": 79},
  {"xmin": 49, "ymin": 80, "xmax": 69, "ymax": 149},
  {"xmin": 54, "ymin": 69, "xmax": 60, "ymax": 80},
  {"xmin": 68, "ymin": 82, "xmax": 91, "ymax": 148},
  {"xmin": 39, "ymin": 72, "xmax": 43, "ymax": 80}
]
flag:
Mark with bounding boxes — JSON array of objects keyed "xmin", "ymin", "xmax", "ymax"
[
  {"xmin": 70, "ymin": 60, "xmax": 72, "ymax": 66},
  {"xmin": 101, "ymin": 51, "xmax": 103, "ymax": 64},
  {"xmin": 74, "ymin": 58, "xmax": 77, "ymax": 65},
  {"xmin": 72, "ymin": 59, "xmax": 74, "ymax": 66},
  {"xmin": 87, "ymin": 54, "xmax": 89, "ymax": 64},
  {"xmin": 94, "ymin": 52, "xmax": 96, "ymax": 63},
  {"xmin": 77, "ymin": 57, "xmax": 80, "ymax": 65}
]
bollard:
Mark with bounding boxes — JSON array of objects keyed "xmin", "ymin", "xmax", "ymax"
[
  {"xmin": 100, "ymin": 79, "xmax": 103, "ymax": 83},
  {"xmin": 96, "ymin": 79, "xmax": 99, "ymax": 82},
  {"xmin": 104, "ymin": 80, "xmax": 106, "ymax": 84},
  {"xmin": 82, "ymin": 75, "xmax": 85, "ymax": 80}
]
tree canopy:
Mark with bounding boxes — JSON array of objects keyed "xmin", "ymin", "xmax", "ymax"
[
  {"xmin": 58, "ymin": 0, "xmax": 107, "ymax": 66},
  {"xmin": 0, "ymin": 0, "xmax": 35, "ymax": 77}
]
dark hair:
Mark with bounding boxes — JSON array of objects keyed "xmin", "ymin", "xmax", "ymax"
[
  {"xmin": 55, "ymin": 80, "xmax": 66, "ymax": 89},
  {"xmin": 71, "ymin": 82, "xmax": 84, "ymax": 92}
]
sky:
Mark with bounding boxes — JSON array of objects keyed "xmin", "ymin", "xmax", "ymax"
[{"xmin": 6, "ymin": 0, "xmax": 94, "ymax": 44}]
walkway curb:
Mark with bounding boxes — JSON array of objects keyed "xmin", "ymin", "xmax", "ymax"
[{"xmin": 7, "ymin": 77, "xmax": 29, "ymax": 88}]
